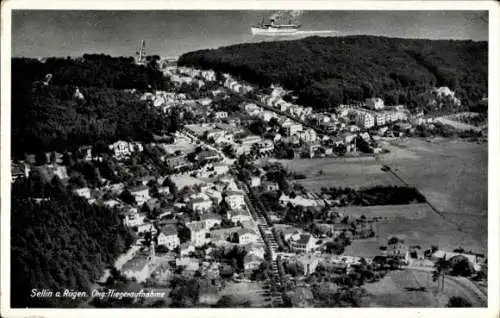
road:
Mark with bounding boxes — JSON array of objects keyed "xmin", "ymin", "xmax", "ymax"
[{"xmin": 183, "ymin": 127, "xmax": 284, "ymax": 306}]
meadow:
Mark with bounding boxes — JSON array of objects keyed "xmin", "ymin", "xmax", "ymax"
[{"xmin": 274, "ymin": 137, "xmax": 487, "ymax": 255}]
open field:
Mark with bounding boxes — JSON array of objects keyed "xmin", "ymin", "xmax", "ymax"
[
  {"xmin": 362, "ymin": 269, "xmax": 486, "ymax": 307},
  {"xmin": 344, "ymin": 208, "xmax": 483, "ymax": 258},
  {"xmin": 378, "ymin": 137, "xmax": 487, "ymax": 253},
  {"xmin": 270, "ymin": 157, "xmax": 402, "ymax": 190},
  {"xmin": 335, "ymin": 203, "xmax": 429, "ymax": 220}
]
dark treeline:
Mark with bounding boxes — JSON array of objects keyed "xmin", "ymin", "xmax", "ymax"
[
  {"xmin": 178, "ymin": 35, "xmax": 487, "ymax": 112},
  {"xmin": 11, "ymin": 177, "xmax": 135, "ymax": 307},
  {"xmin": 12, "ymin": 55, "xmax": 177, "ymax": 158},
  {"xmin": 12, "ymin": 54, "xmax": 164, "ymax": 91}
]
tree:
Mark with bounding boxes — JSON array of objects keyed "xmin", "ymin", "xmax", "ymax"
[
  {"xmin": 447, "ymin": 296, "xmax": 472, "ymax": 307},
  {"xmin": 448, "ymin": 255, "xmax": 475, "ymax": 277},
  {"xmin": 119, "ymin": 189, "xmax": 136, "ymax": 205},
  {"xmin": 432, "ymin": 257, "xmax": 450, "ymax": 292}
]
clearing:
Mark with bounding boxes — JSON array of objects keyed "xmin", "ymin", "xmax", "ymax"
[{"xmin": 270, "ymin": 157, "xmax": 402, "ymax": 190}]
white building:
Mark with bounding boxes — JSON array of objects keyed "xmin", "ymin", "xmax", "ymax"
[
  {"xmin": 215, "ymin": 111, "xmax": 228, "ymax": 119},
  {"xmin": 289, "ymin": 234, "xmax": 316, "ymax": 253},
  {"xmin": 109, "ymin": 141, "xmax": 144, "ymax": 160},
  {"xmin": 130, "ymin": 186, "xmax": 150, "ymax": 205},
  {"xmin": 229, "ymin": 209, "xmax": 252, "ymax": 223},
  {"xmin": 73, "ymin": 187, "xmax": 91, "ymax": 199},
  {"xmin": 282, "ymin": 121, "xmax": 303, "ymax": 136},
  {"xmin": 123, "ymin": 211, "xmax": 146, "ymax": 227},
  {"xmin": 237, "ymin": 229, "xmax": 259, "ymax": 244},
  {"xmin": 250, "ymin": 176, "xmax": 261, "ymax": 188},
  {"xmin": 225, "ymin": 191, "xmax": 246, "ymax": 210},
  {"xmin": 157, "ymin": 225, "xmax": 180, "ymax": 250}
]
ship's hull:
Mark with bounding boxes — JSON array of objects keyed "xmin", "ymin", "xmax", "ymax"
[{"xmin": 251, "ymin": 26, "xmax": 299, "ymax": 35}]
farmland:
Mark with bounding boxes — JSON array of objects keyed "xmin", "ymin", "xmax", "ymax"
[
  {"xmin": 378, "ymin": 137, "xmax": 487, "ymax": 253},
  {"xmin": 273, "ymin": 137, "xmax": 487, "ymax": 255},
  {"xmin": 272, "ymin": 157, "xmax": 403, "ymax": 190},
  {"xmin": 344, "ymin": 205, "xmax": 482, "ymax": 258}
]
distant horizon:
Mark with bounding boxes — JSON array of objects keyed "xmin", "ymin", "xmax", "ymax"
[{"xmin": 12, "ymin": 11, "xmax": 488, "ymax": 59}]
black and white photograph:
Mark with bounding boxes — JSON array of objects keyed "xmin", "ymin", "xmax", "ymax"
[{"xmin": 1, "ymin": 1, "xmax": 498, "ymax": 316}]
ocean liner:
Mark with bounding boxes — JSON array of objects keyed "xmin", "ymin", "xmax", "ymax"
[{"xmin": 251, "ymin": 17, "xmax": 301, "ymax": 35}]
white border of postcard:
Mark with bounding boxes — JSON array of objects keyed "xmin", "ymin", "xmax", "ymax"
[{"xmin": 1, "ymin": 1, "xmax": 499, "ymax": 318}]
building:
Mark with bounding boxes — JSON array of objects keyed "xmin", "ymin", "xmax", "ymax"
[
  {"xmin": 225, "ymin": 190, "xmax": 246, "ymax": 210},
  {"xmin": 180, "ymin": 243, "xmax": 196, "ymax": 257},
  {"xmin": 250, "ymin": 176, "xmax": 261, "ymax": 188},
  {"xmin": 157, "ymin": 225, "xmax": 180, "ymax": 250},
  {"xmin": 244, "ymin": 254, "xmax": 264, "ymax": 272},
  {"xmin": 123, "ymin": 211, "xmax": 146, "ymax": 227},
  {"xmin": 204, "ymin": 188, "xmax": 223, "ymax": 204},
  {"xmin": 354, "ymin": 111, "xmax": 375, "ymax": 129},
  {"xmin": 109, "ymin": 140, "xmax": 143, "ymax": 159},
  {"xmin": 130, "ymin": 185, "xmax": 150, "ymax": 205},
  {"xmin": 137, "ymin": 222, "xmax": 157, "ymax": 235},
  {"xmin": 296, "ymin": 254, "xmax": 320, "ymax": 275},
  {"xmin": 229, "ymin": 209, "xmax": 252, "ymax": 223},
  {"xmin": 263, "ymin": 182, "xmax": 279, "ymax": 192},
  {"xmin": 165, "ymin": 156, "xmax": 192, "ymax": 171},
  {"xmin": 297, "ymin": 129, "xmax": 317, "ymax": 143},
  {"xmin": 365, "ymin": 97, "xmax": 385, "ymax": 110},
  {"xmin": 191, "ymin": 196, "xmax": 213, "ymax": 213},
  {"xmin": 215, "ymin": 111, "xmax": 228, "ymax": 119},
  {"xmin": 11, "ymin": 162, "xmax": 30, "ymax": 182},
  {"xmin": 73, "ymin": 187, "xmax": 91, "ymax": 199},
  {"xmin": 240, "ymin": 135, "xmax": 262, "ymax": 146},
  {"xmin": 237, "ymin": 228, "xmax": 259, "ymax": 244},
  {"xmin": 282, "ymin": 121, "xmax": 303, "ymax": 136},
  {"xmin": 258, "ymin": 140, "xmax": 275, "ymax": 153},
  {"xmin": 386, "ymin": 242, "xmax": 410, "ymax": 265},
  {"xmin": 210, "ymin": 227, "xmax": 240, "ymax": 241},
  {"xmin": 186, "ymin": 221, "xmax": 209, "ymax": 247},
  {"xmin": 246, "ymin": 243, "xmax": 266, "ymax": 259},
  {"xmin": 200, "ymin": 213, "xmax": 222, "ymax": 229},
  {"xmin": 430, "ymin": 250, "xmax": 481, "ymax": 270},
  {"xmin": 289, "ymin": 234, "xmax": 316, "ymax": 253},
  {"xmin": 198, "ymin": 150, "xmax": 220, "ymax": 163}
]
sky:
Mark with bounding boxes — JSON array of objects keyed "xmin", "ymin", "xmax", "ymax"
[{"xmin": 12, "ymin": 10, "xmax": 489, "ymax": 58}]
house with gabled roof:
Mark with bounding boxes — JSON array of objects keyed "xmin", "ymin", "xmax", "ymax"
[
  {"xmin": 157, "ymin": 225, "xmax": 180, "ymax": 250},
  {"xmin": 289, "ymin": 234, "xmax": 316, "ymax": 253}
]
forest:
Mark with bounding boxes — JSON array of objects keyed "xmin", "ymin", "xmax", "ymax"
[
  {"xmin": 11, "ymin": 55, "xmax": 175, "ymax": 158},
  {"xmin": 11, "ymin": 176, "xmax": 135, "ymax": 307},
  {"xmin": 178, "ymin": 35, "xmax": 487, "ymax": 112}
]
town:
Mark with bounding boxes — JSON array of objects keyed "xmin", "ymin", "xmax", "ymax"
[{"xmin": 11, "ymin": 58, "xmax": 488, "ymax": 308}]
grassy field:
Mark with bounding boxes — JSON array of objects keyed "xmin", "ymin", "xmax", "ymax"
[
  {"xmin": 335, "ymin": 203, "xmax": 429, "ymax": 220},
  {"xmin": 378, "ymin": 137, "xmax": 487, "ymax": 254},
  {"xmin": 362, "ymin": 269, "xmax": 486, "ymax": 307},
  {"xmin": 344, "ymin": 207, "xmax": 482, "ymax": 258},
  {"xmin": 270, "ymin": 157, "xmax": 402, "ymax": 190},
  {"xmin": 362, "ymin": 269, "xmax": 441, "ymax": 307}
]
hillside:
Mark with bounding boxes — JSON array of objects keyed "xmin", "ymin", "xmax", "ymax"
[
  {"xmin": 178, "ymin": 35, "xmax": 487, "ymax": 111},
  {"xmin": 11, "ymin": 177, "xmax": 134, "ymax": 307},
  {"xmin": 11, "ymin": 55, "xmax": 176, "ymax": 158}
]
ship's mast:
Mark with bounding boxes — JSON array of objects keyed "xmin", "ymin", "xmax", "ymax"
[{"xmin": 136, "ymin": 40, "xmax": 146, "ymax": 65}]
